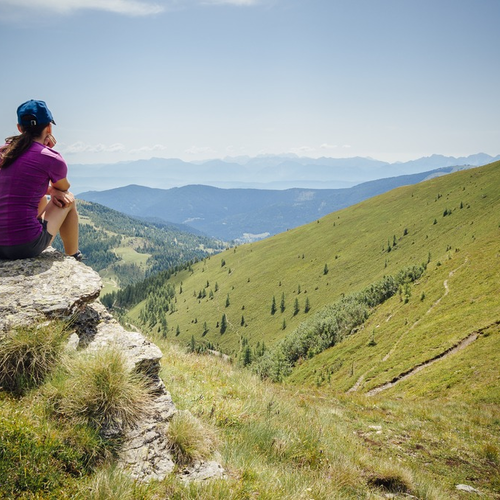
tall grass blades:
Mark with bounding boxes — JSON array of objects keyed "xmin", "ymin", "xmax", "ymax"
[
  {"xmin": 76, "ymin": 466, "xmax": 154, "ymax": 500},
  {"xmin": 0, "ymin": 321, "xmax": 69, "ymax": 395},
  {"xmin": 49, "ymin": 347, "xmax": 154, "ymax": 435},
  {"xmin": 167, "ymin": 410, "xmax": 217, "ymax": 467}
]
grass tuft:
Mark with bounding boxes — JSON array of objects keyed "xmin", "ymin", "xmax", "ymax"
[
  {"xmin": 167, "ymin": 410, "xmax": 217, "ymax": 466},
  {"xmin": 47, "ymin": 347, "xmax": 154, "ymax": 435},
  {"xmin": 0, "ymin": 321, "xmax": 69, "ymax": 395}
]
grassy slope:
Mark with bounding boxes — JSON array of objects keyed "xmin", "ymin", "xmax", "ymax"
[
  {"xmin": 76, "ymin": 206, "xmax": 150, "ymax": 296},
  {"xmin": 123, "ymin": 161, "xmax": 500, "ymax": 497},
  {"xmin": 128, "ymin": 161, "xmax": 500, "ymax": 368},
  {"xmin": 75, "ymin": 200, "xmax": 222, "ymax": 296}
]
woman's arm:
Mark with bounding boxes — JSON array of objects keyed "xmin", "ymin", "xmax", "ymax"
[{"xmin": 48, "ymin": 181, "xmax": 74, "ymax": 208}]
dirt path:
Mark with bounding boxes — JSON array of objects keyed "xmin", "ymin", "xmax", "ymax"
[
  {"xmin": 347, "ymin": 258, "xmax": 468, "ymax": 394},
  {"xmin": 365, "ymin": 322, "xmax": 499, "ymax": 396},
  {"xmin": 382, "ymin": 260, "xmax": 467, "ymax": 363}
]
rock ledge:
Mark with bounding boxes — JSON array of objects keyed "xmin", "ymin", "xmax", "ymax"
[{"xmin": 0, "ymin": 248, "xmax": 225, "ymax": 483}]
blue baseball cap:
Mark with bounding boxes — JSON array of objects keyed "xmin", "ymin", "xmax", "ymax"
[{"xmin": 17, "ymin": 100, "xmax": 56, "ymax": 127}]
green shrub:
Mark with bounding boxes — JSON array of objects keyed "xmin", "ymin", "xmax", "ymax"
[
  {"xmin": 255, "ymin": 264, "xmax": 427, "ymax": 381},
  {"xmin": 0, "ymin": 321, "xmax": 69, "ymax": 395}
]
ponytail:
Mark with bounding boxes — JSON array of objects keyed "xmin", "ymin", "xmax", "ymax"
[{"xmin": 0, "ymin": 120, "xmax": 46, "ymax": 169}]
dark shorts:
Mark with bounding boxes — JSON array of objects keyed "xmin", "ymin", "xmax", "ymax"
[{"xmin": 0, "ymin": 219, "xmax": 53, "ymax": 260}]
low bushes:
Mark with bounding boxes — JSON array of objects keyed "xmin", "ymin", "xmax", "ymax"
[{"xmin": 255, "ymin": 264, "xmax": 426, "ymax": 381}]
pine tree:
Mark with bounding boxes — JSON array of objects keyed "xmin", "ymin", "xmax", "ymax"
[
  {"xmin": 271, "ymin": 295, "xmax": 277, "ymax": 315},
  {"xmin": 293, "ymin": 297, "xmax": 300, "ymax": 316},
  {"xmin": 304, "ymin": 296, "xmax": 311, "ymax": 313},
  {"xmin": 280, "ymin": 292, "xmax": 285, "ymax": 313},
  {"xmin": 323, "ymin": 263, "xmax": 329, "ymax": 275},
  {"xmin": 226, "ymin": 294, "xmax": 230, "ymax": 307},
  {"xmin": 220, "ymin": 314, "xmax": 227, "ymax": 334},
  {"xmin": 242, "ymin": 345, "xmax": 252, "ymax": 367}
]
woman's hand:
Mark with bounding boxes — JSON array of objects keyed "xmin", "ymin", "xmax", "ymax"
[
  {"xmin": 48, "ymin": 186, "xmax": 74, "ymax": 208},
  {"xmin": 44, "ymin": 134, "xmax": 57, "ymax": 148}
]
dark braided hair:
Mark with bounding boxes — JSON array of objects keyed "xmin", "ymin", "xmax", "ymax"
[{"xmin": 0, "ymin": 116, "xmax": 47, "ymax": 170}]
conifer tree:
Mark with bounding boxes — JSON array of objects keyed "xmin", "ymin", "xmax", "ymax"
[
  {"xmin": 242, "ymin": 345, "xmax": 252, "ymax": 367},
  {"xmin": 280, "ymin": 292, "xmax": 285, "ymax": 313},
  {"xmin": 271, "ymin": 295, "xmax": 277, "ymax": 315},
  {"xmin": 294, "ymin": 297, "xmax": 300, "ymax": 316},
  {"xmin": 304, "ymin": 296, "xmax": 311, "ymax": 313},
  {"xmin": 220, "ymin": 314, "xmax": 227, "ymax": 334}
]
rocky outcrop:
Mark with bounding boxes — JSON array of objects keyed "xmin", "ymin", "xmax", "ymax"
[
  {"xmin": 0, "ymin": 248, "xmax": 101, "ymax": 331},
  {"xmin": 0, "ymin": 247, "xmax": 224, "ymax": 484}
]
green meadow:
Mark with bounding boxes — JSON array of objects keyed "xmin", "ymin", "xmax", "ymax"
[{"xmin": 2, "ymin": 161, "xmax": 499, "ymax": 498}]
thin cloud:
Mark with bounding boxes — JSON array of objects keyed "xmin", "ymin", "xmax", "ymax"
[
  {"xmin": 290, "ymin": 146, "xmax": 315, "ymax": 155},
  {"xmin": 61, "ymin": 142, "xmax": 125, "ymax": 154},
  {"xmin": 0, "ymin": 0, "xmax": 164, "ymax": 17},
  {"xmin": 129, "ymin": 144, "xmax": 168, "ymax": 154},
  {"xmin": 320, "ymin": 143, "xmax": 338, "ymax": 150}
]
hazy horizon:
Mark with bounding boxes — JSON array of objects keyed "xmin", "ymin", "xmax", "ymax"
[{"xmin": 1, "ymin": 0, "xmax": 499, "ymax": 165}]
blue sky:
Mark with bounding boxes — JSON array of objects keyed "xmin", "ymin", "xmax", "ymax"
[{"xmin": 0, "ymin": 0, "xmax": 498, "ymax": 165}]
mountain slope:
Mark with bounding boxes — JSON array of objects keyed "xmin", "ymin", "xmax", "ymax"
[
  {"xmin": 121, "ymin": 160, "xmax": 500, "ymax": 399},
  {"xmin": 54, "ymin": 200, "xmax": 225, "ymax": 295},
  {"xmin": 79, "ymin": 166, "xmax": 461, "ymax": 241},
  {"xmin": 69, "ymin": 153, "xmax": 500, "ymax": 192}
]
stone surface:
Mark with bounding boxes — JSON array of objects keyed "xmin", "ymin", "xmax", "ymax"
[
  {"xmin": 0, "ymin": 249, "xmax": 225, "ymax": 484},
  {"xmin": 179, "ymin": 459, "xmax": 226, "ymax": 483},
  {"xmin": 0, "ymin": 247, "xmax": 101, "ymax": 331},
  {"xmin": 118, "ymin": 389, "xmax": 177, "ymax": 481},
  {"xmin": 456, "ymin": 484, "xmax": 482, "ymax": 494}
]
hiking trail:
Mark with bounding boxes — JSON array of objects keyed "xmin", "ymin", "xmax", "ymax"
[{"xmin": 347, "ymin": 258, "xmax": 470, "ymax": 394}]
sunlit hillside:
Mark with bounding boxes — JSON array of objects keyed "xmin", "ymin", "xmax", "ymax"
[
  {"xmin": 125, "ymin": 161, "xmax": 499, "ymax": 376},
  {"xmin": 115, "ymin": 160, "xmax": 500, "ymax": 496}
]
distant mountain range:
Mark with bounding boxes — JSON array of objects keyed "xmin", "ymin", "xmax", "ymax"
[
  {"xmin": 78, "ymin": 165, "xmax": 470, "ymax": 242},
  {"xmin": 69, "ymin": 153, "xmax": 500, "ymax": 193}
]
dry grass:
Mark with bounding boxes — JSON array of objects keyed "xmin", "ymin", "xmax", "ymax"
[
  {"xmin": 48, "ymin": 347, "xmax": 154, "ymax": 434},
  {"xmin": 167, "ymin": 410, "xmax": 217, "ymax": 467},
  {"xmin": 0, "ymin": 321, "xmax": 69, "ymax": 395}
]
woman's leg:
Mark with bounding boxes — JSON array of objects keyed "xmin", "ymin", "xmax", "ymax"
[
  {"xmin": 37, "ymin": 195, "xmax": 49, "ymax": 218},
  {"xmin": 43, "ymin": 199, "xmax": 79, "ymax": 255}
]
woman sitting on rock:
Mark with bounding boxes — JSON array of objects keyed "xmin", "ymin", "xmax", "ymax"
[{"xmin": 0, "ymin": 99, "xmax": 80, "ymax": 260}]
